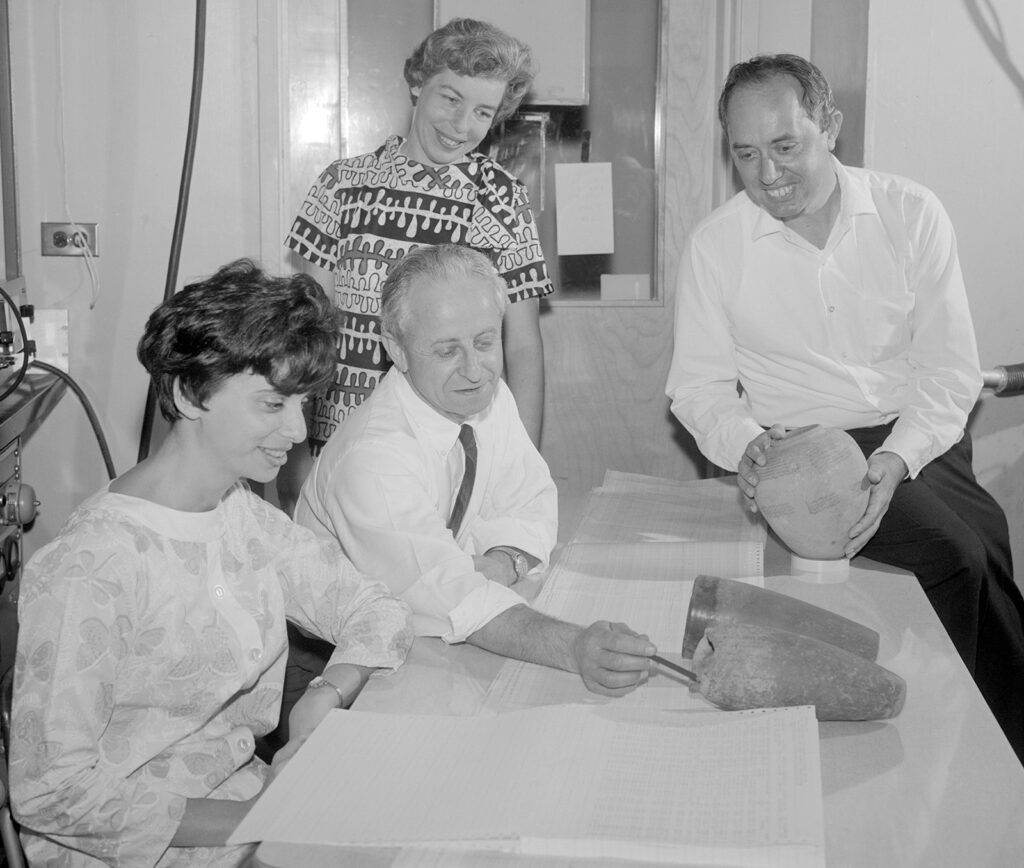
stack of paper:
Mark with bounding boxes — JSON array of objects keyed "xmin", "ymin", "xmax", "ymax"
[
  {"xmin": 572, "ymin": 471, "xmax": 766, "ymax": 577},
  {"xmin": 231, "ymin": 704, "xmax": 825, "ymax": 867}
]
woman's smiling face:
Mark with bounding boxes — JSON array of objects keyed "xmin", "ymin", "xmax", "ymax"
[
  {"xmin": 193, "ymin": 372, "xmax": 309, "ymax": 486},
  {"xmin": 404, "ymin": 69, "xmax": 507, "ymax": 166}
]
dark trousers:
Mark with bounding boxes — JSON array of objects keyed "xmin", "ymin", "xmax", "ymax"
[{"xmin": 848, "ymin": 423, "xmax": 1024, "ymax": 763}]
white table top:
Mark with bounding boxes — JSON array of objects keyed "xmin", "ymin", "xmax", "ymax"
[{"xmin": 257, "ymin": 484, "xmax": 1024, "ymax": 868}]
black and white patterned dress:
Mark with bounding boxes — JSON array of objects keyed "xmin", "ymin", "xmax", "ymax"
[{"xmin": 285, "ymin": 135, "xmax": 553, "ymax": 451}]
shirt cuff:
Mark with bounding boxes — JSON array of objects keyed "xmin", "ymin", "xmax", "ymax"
[
  {"xmin": 879, "ymin": 424, "xmax": 962, "ymax": 479},
  {"xmin": 720, "ymin": 418, "xmax": 770, "ymax": 473},
  {"xmin": 323, "ymin": 645, "xmax": 408, "ymax": 675},
  {"xmin": 444, "ymin": 582, "xmax": 526, "ymax": 644},
  {"xmin": 470, "ymin": 522, "xmax": 554, "ymax": 570}
]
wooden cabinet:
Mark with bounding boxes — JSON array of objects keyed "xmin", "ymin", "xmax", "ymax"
[{"xmin": 436, "ymin": 0, "xmax": 590, "ymax": 104}]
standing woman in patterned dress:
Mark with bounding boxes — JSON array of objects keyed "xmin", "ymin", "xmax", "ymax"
[{"xmin": 277, "ymin": 17, "xmax": 553, "ymax": 516}]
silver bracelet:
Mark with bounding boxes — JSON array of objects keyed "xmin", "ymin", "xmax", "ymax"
[{"xmin": 307, "ymin": 675, "xmax": 347, "ymax": 707}]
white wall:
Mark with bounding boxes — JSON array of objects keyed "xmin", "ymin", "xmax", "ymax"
[
  {"xmin": 866, "ymin": 0, "xmax": 1024, "ymax": 580},
  {"xmin": 11, "ymin": 1, "xmax": 264, "ymax": 558}
]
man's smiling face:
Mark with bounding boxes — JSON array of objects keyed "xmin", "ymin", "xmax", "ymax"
[
  {"xmin": 726, "ymin": 73, "xmax": 840, "ymax": 224},
  {"xmin": 386, "ymin": 272, "xmax": 504, "ymax": 423}
]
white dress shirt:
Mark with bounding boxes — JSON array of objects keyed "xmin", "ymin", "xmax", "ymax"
[
  {"xmin": 666, "ymin": 158, "xmax": 982, "ymax": 478},
  {"xmin": 295, "ymin": 370, "xmax": 558, "ymax": 641}
]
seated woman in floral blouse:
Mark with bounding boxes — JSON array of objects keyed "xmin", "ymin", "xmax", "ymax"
[{"xmin": 8, "ymin": 259, "xmax": 414, "ymax": 867}]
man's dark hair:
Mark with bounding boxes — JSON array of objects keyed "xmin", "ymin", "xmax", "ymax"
[{"xmin": 718, "ymin": 54, "xmax": 837, "ymax": 137}]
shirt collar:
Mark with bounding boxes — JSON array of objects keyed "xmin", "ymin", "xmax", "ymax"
[
  {"xmin": 392, "ymin": 369, "xmax": 495, "ymax": 457},
  {"xmin": 384, "ymin": 134, "xmax": 473, "ymax": 173},
  {"xmin": 834, "ymin": 157, "xmax": 877, "ymax": 218},
  {"xmin": 749, "ymin": 156, "xmax": 876, "ymax": 241}
]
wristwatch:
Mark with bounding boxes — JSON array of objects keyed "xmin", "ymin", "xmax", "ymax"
[
  {"xmin": 487, "ymin": 546, "xmax": 529, "ymax": 581},
  {"xmin": 307, "ymin": 675, "xmax": 347, "ymax": 708}
]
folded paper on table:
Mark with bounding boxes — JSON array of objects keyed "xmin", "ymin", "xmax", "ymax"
[
  {"xmin": 575, "ymin": 471, "xmax": 766, "ymax": 552},
  {"xmin": 553, "ymin": 539, "xmax": 763, "ymax": 590},
  {"xmin": 231, "ymin": 704, "xmax": 825, "ymax": 868}
]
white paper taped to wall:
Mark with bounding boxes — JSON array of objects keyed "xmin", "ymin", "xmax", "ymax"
[{"xmin": 555, "ymin": 161, "xmax": 614, "ymax": 255}]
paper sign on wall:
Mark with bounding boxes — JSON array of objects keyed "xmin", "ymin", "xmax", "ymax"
[
  {"xmin": 555, "ymin": 162, "xmax": 614, "ymax": 256},
  {"xmin": 27, "ymin": 309, "xmax": 70, "ymax": 372}
]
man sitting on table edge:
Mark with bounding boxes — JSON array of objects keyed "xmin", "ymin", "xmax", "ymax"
[
  {"xmin": 665, "ymin": 53, "xmax": 1024, "ymax": 762},
  {"xmin": 280, "ymin": 243, "xmax": 656, "ymax": 729}
]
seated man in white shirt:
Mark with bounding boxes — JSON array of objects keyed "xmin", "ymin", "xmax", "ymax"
[
  {"xmin": 666, "ymin": 53, "xmax": 1024, "ymax": 762},
  {"xmin": 287, "ymin": 243, "xmax": 656, "ymax": 719}
]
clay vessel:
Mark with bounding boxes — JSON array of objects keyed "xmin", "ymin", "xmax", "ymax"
[
  {"xmin": 753, "ymin": 426, "xmax": 869, "ymax": 559},
  {"xmin": 681, "ymin": 574, "xmax": 880, "ymax": 660},
  {"xmin": 691, "ymin": 622, "xmax": 906, "ymax": 721}
]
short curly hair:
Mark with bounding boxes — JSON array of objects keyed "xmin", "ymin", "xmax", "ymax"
[
  {"xmin": 404, "ymin": 18, "xmax": 536, "ymax": 125},
  {"xmin": 718, "ymin": 54, "xmax": 837, "ymax": 138},
  {"xmin": 138, "ymin": 258, "xmax": 340, "ymax": 422}
]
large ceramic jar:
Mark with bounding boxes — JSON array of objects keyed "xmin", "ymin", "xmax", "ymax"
[{"xmin": 753, "ymin": 426, "xmax": 870, "ymax": 559}]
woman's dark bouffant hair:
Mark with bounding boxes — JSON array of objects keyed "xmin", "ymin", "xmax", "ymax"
[
  {"xmin": 137, "ymin": 258, "xmax": 339, "ymax": 422},
  {"xmin": 403, "ymin": 18, "xmax": 536, "ymax": 125}
]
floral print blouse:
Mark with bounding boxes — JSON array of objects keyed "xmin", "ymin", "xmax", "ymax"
[{"xmin": 9, "ymin": 482, "xmax": 412, "ymax": 867}]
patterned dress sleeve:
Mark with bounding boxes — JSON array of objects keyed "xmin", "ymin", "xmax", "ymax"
[
  {"xmin": 10, "ymin": 518, "xmax": 187, "ymax": 866},
  {"xmin": 247, "ymin": 492, "xmax": 413, "ymax": 671},
  {"xmin": 283, "ymin": 157, "xmax": 351, "ymax": 272},
  {"xmin": 472, "ymin": 159, "xmax": 554, "ymax": 303}
]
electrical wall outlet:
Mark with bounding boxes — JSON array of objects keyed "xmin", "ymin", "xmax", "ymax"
[{"xmin": 41, "ymin": 222, "xmax": 98, "ymax": 257}]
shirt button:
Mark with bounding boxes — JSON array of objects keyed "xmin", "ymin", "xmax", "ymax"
[
  {"xmin": 828, "ymin": 305, "xmax": 836, "ymax": 313},
  {"xmin": 213, "ymin": 585, "xmax": 225, "ymax": 599},
  {"xmin": 250, "ymin": 649, "xmax": 261, "ymax": 661}
]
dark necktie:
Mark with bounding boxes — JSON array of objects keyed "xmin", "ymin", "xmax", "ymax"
[{"xmin": 447, "ymin": 424, "xmax": 477, "ymax": 536}]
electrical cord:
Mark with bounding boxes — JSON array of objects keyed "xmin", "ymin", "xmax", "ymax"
[
  {"xmin": 137, "ymin": 0, "xmax": 207, "ymax": 462},
  {"xmin": 29, "ymin": 359, "xmax": 117, "ymax": 481},
  {"xmin": 0, "ymin": 285, "xmax": 117, "ymax": 480},
  {"xmin": 56, "ymin": 4, "xmax": 100, "ymax": 310}
]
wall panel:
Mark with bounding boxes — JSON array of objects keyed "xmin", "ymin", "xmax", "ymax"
[{"xmin": 540, "ymin": 1, "xmax": 718, "ymax": 496}]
